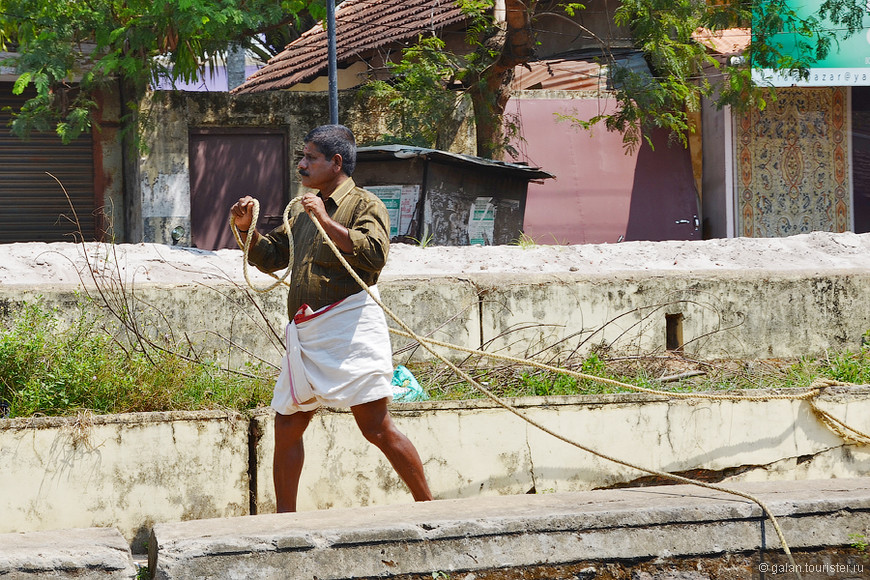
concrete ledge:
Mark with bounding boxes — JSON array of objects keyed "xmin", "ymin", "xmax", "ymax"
[
  {"xmin": 0, "ymin": 410, "xmax": 250, "ymax": 553},
  {"xmin": 0, "ymin": 527, "xmax": 136, "ymax": 579},
  {"xmin": 149, "ymin": 478, "xmax": 870, "ymax": 579}
]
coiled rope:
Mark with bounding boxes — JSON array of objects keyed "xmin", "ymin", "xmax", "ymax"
[
  {"xmin": 230, "ymin": 196, "xmax": 297, "ymax": 293},
  {"xmin": 231, "ymin": 197, "xmax": 867, "ymax": 579}
]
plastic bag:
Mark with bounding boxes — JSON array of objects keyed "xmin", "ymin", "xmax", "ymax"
[{"xmin": 391, "ymin": 365, "xmax": 429, "ymax": 402}]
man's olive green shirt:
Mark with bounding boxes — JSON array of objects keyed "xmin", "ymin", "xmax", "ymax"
[{"xmin": 247, "ymin": 178, "xmax": 390, "ymax": 317}]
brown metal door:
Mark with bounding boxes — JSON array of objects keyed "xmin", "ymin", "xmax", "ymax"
[{"xmin": 189, "ymin": 128, "xmax": 288, "ymax": 250}]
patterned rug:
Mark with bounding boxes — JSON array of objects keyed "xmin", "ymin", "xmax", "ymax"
[{"xmin": 734, "ymin": 87, "xmax": 850, "ymax": 237}]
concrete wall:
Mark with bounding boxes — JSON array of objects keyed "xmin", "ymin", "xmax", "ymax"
[
  {"xmin": 135, "ymin": 90, "xmax": 481, "ymax": 247},
  {"xmin": 0, "ymin": 411, "xmax": 249, "ymax": 552},
  {"xmin": 93, "ymin": 85, "xmax": 126, "ymax": 242},
  {"xmin": 470, "ymin": 271, "xmax": 870, "ymax": 360},
  {"xmin": 2, "ymin": 270, "xmax": 868, "ymax": 371},
  {"xmin": 251, "ymin": 387, "xmax": 870, "ymax": 513},
  {"xmin": 2, "ymin": 388, "xmax": 869, "ymax": 553},
  {"xmin": 2, "ymin": 269, "xmax": 869, "ymax": 552},
  {"xmin": 701, "ymin": 96, "xmax": 731, "ymax": 239},
  {"xmin": 148, "ymin": 479, "xmax": 870, "ymax": 580},
  {"xmin": 136, "ymin": 91, "xmax": 330, "ymax": 245}
]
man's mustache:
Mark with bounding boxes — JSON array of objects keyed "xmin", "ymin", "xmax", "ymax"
[{"xmin": 299, "ymin": 169, "xmax": 309, "ymax": 176}]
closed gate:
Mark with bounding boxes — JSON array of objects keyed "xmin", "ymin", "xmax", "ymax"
[
  {"xmin": 0, "ymin": 84, "xmax": 97, "ymax": 242},
  {"xmin": 189, "ymin": 128, "xmax": 288, "ymax": 250}
]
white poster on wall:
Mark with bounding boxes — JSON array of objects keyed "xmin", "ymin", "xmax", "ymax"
[
  {"xmin": 367, "ymin": 185, "xmax": 402, "ymax": 237},
  {"xmin": 468, "ymin": 197, "xmax": 495, "ymax": 245},
  {"xmin": 398, "ymin": 185, "xmax": 420, "ymax": 236},
  {"xmin": 368, "ymin": 184, "xmax": 420, "ymax": 238}
]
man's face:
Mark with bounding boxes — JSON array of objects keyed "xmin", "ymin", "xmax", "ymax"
[{"xmin": 298, "ymin": 142, "xmax": 339, "ymax": 191}]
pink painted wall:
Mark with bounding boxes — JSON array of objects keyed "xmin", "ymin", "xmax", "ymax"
[{"xmin": 507, "ymin": 97, "xmax": 700, "ymax": 244}]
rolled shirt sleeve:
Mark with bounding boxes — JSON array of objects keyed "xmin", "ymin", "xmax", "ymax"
[
  {"xmin": 342, "ymin": 195, "xmax": 390, "ymax": 274},
  {"xmin": 246, "ymin": 223, "xmax": 293, "ymax": 274}
]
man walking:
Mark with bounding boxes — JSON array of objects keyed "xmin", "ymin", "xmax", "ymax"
[{"xmin": 230, "ymin": 124, "xmax": 433, "ymax": 512}]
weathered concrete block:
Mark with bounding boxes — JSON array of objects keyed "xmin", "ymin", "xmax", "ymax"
[
  {"xmin": 0, "ymin": 527, "xmax": 136, "ymax": 579},
  {"xmin": 251, "ymin": 388, "xmax": 870, "ymax": 513},
  {"xmin": 149, "ymin": 478, "xmax": 870, "ymax": 580},
  {"xmin": 476, "ymin": 271, "xmax": 870, "ymax": 360},
  {"xmin": 0, "ymin": 411, "xmax": 250, "ymax": 553}
]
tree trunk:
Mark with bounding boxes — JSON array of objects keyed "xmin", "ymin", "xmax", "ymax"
[{"xmin": 471, "ymin": 0, "xmax": 537, "ymax": 159}]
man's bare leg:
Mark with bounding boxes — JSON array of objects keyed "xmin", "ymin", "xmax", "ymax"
[
  {"xmin": 273, "ymin": 409, "xmax": 316, "ymax": 512},
  {"xmin": 351, "ymin": 398, "xmax": 433, "ymax": 501}
]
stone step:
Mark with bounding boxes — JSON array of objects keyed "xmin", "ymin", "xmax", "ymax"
[
  {"xmin": 149, "ymin": 478, "xmax": 870, "ymax": 579},
  {"xmin": 0, "ymin": 527, "xmax": 137, "ymax": 579}
]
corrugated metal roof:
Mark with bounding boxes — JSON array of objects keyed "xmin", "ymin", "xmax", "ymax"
[
  {"xmin": 510, "ymin": 51, "xmax": 652, "ymax": 92},
  {"xmin": 512, "ymin": 58, "xmax": 605, "ymax": 91},
  {"xmin": 357, "ymin": 144, "xmax": 554, "ymax": 180},
  {"xmin": 234, "ymin": 0, "xmax": 468, "ymax": 94}
]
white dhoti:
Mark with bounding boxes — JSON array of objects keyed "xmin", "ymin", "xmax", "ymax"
[{"xmin": 271, "ymin": 287, "xmax": 394, "ymax": 415}]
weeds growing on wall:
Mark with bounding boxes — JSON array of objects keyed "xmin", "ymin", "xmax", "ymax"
[
  {"xmin": 0, "ymin": 299, "xmax": 273, "ymax": 418},
  {"xmin": 1, "ymin": 297, "xmax": 868, "ymax": 418},
  {"xmin": 408, "ymin": 344, "xmax": 870, "ymax": 401}
]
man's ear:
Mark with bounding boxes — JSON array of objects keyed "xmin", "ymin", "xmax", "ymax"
[{"xmin": 332, "ymin": 154, "xmax": 343, "ymax": 174}]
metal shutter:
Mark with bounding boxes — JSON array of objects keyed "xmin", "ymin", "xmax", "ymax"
[{"xmin": 0, "ymin": 84, "xmax": 96, "ymax": 242}]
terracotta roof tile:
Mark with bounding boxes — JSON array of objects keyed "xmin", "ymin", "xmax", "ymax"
[
  {"xmin": 692, "ymin": 27, "xmax": 750, "ymax": 57},
  {"xmin": 234, "ymin": 0, "xmax": 467, "ymax": 94}
]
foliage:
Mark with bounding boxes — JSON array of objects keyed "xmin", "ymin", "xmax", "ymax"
[
  {"xmin": 410, "ymin": 232, "xmax": 435, "ymax": 249},
  {"xmin": 0, "ymin": 0, "xmax": 326, "ymax": 143},
  {"xmin": 361, "ymin": 36, "xmax": 469, "ymax": 149},
  {"xmin": 558, "ymin": 0, "xmax": 867, "ymax": 150},
  {"xmin": 2, "ymin": 297, "xmax": 870, "ymax": 418},
  {"xmin": 360, "ymin": 0, "xmax": 867, "ymax": 154},
  {"xmin": 817, "ymin": 349, "xmax": 870, "ymax": 385},
  {"xmin": 511, "ymin": 232, "xmax": 538, "ymax": 248},
  {"xmin": 407, "ymin": 342, "xmax": 870, "ymax": 402},
  {"xmin": 0, "ymin": 300, "xmax": 272, "ymax": 418},
  {"xmin": 359, "ymin": 0, "xmax": 526, "ymax": 157},
  {"xmin": 850, "ymin": 532, "xmax": 868, "ymax": 553}
]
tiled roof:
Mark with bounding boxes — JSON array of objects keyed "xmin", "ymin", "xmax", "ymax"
[
  {"xmin": 233, "ymin": 0, "xmax": 468, "ymax": 94},
  {"xmin": 692, "ymin": 27, "xmax": 750, "ymax": 57}
]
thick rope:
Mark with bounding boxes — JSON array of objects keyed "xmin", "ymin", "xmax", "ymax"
[
  {"xmin": 389, "ymin": 328, "xmax": 822, "ymax": 401},
  {"xmin": 229, "ymin": 197, "xmax": 299, "ymax": 292},
  {"xmin": 229, "ymin": 198, "xmax": 870, "ymax": 579}
]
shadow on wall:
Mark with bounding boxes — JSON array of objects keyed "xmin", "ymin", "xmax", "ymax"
[{"xmin": 624, "ymin": 128, "xmax": 700, "ymax": 242}]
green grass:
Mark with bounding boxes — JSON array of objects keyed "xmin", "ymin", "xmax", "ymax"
[
  {"xmin": 511, "ymin": 232, "xmax": 538, "ymax": 249},
  {"xmin": 405, "ymin": 346, "xmax": 870, "ymax": 402},
  {"xmin": 1, "ymin": 301, "xmax": 868, "ymax": 419},
  {"xmin": 0, "ymin": 301, "xmax": 273, "ymax": 418}
]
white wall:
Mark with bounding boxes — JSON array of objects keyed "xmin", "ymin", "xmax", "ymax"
[{"xmin": 3, "ymin": 388, "xmax": 869, "ymax": 552}]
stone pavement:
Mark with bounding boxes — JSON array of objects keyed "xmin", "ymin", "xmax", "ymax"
[
  {"xmin": 148, "ymin": 478, "xmax": 870, "ymax": 579},
  {"xmin": 0, "ymin": 527, "xmax": 137, "ymax": 579}
]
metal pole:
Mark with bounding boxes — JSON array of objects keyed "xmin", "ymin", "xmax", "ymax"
[{"xmin": 327, "ymin": 0, "xmax": 339, "ymax": 124}]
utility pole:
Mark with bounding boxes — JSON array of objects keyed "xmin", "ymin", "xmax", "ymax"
[{"xmin": 327, "ymin": 0, "xmax": 338, "ymax": 124}]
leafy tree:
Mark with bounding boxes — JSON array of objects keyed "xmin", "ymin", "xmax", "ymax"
[
  {"xmin": 0, "ymin": 0, "xmax": 328, "ymax": 143},
  {"xmin": 361, "ymin": 0, "xmax": 868, "ymax": 157},
  {"xmin": 363, "ymin": 0, "xmax": 538, "ymax": 158}
]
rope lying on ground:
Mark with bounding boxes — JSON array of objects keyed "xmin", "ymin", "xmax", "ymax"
[{"xmin": 231, "ymin": 197, "xmax": 863, "ymax": 580}]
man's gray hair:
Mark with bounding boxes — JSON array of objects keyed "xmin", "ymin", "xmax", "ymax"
[{"xmin": 304, "ymin": 125, "xmax": 357, "ymax": 176}]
